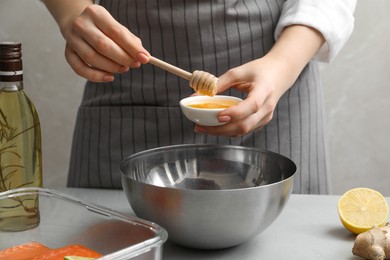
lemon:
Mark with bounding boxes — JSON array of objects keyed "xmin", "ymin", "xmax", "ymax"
[
  {"xmin": 64, "ymin": 256, "xmax": 96, "ymax": 260},
  {"xmin": 338, "ymin": 187, "xmax": 389, "ymax": 234}
]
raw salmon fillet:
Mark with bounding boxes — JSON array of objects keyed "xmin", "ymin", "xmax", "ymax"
[
  {"xmin": 32, "ymin": 244, "xmax": 102, "ymax": 260},
  {"xmin": 0, "ymin": 242, "xmax": 102, "ymax": 260},
  {"xmin": 0, "ymin": 241, "xmax": 50, "ymax": 259}
]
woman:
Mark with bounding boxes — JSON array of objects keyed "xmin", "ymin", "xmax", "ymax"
[{"xmin": 43, "ymin": 0, "xmax": 356, "ymax": 193}]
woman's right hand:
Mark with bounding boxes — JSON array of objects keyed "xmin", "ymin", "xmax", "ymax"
[{"xmin": 54, "ymin": 4, "xmax": 150, "ymax": 82}]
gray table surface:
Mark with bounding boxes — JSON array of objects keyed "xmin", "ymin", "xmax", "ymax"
[{"xmin": 58, "ymin": 188, "xmax": 371, "ymax": 260}]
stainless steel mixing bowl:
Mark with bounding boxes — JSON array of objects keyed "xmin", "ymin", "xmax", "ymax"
[{"xmin": 120, "ymin": 144, "xmax": 296, "ymax": 249}]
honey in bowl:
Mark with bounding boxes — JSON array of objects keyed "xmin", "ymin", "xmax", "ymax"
[{"xmin": 187, "ymin": 99, "xmax": 239, "ymax": 109}]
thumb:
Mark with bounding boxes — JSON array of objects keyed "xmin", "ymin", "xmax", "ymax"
[{"xmin": 217, "ymin": 68, "xmax": 247, "ymax": 93}]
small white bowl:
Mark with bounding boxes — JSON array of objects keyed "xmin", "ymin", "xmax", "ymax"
[{"xmin": 180, "ymin": 95, "xmax": 243, "ymax": 126}]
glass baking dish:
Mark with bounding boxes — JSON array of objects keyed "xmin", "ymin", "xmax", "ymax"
[{"xmin": 0, "ymin": 187, "xmax": 168, "ymax": 260}]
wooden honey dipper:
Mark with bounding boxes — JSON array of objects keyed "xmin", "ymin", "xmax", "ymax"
[{"xmin": 149, "ymin": 56, "xmax": 218, "ymax": 96}]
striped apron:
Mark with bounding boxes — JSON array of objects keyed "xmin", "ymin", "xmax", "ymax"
[{"xmin": 67, "ymin": 0, "xmax": 330, "ymax": 194}]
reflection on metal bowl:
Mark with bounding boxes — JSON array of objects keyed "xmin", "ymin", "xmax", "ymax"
[{"xmin": 120, "ymin": 144, "xmax": 296, "ymax": 249}]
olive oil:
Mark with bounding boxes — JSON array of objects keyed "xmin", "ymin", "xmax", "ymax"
[{"xmin": 0, "ymin": 42, "xmax": 42, "ymax": 231}]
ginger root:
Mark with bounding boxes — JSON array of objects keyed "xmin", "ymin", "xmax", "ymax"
[{"xmin": 353, "ymin": 222, "xmax": 390, "ymax": 260}]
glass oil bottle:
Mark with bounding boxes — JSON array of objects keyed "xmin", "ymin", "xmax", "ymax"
[{"xmin": 0, "ymin": 42, "xmax": 42, "ymax": 231}]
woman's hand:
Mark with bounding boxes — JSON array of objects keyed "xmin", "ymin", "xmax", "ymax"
[
  {"xmin": 194, "ymin": 25, "xmax": 325, "ymax": 137},
  {"xmin": 63, "ymin": 5, "xmax": 150, "ymax": 82},
  {"xmin": 194, "ymin": 56, "xmax": 293, "ymax": 137},
  {"xmin": 43, "ymin": 1, "xmax": 150, "ymax": 82}
]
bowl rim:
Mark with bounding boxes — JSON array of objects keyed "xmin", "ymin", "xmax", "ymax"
[
  {"xmin": 179, "ymin": 95, "xmax": 243, "ymax": 111},
  {"xmin": 120, "ymin": 144, "xmax": 296, "ymax": 191}
]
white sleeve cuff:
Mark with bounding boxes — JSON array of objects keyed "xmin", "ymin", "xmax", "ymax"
[{"xmin": 274, "ymin": 0, "xmax": 356, "ymax": 63}]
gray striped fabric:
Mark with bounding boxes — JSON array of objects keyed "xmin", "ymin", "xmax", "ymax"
[{"xmin": 67, "ymin": 0, "xmax": 330, "ymax": 194}]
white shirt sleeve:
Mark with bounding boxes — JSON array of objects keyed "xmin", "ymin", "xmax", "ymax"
[{"xmin": 274, "ymin": 0, "xmax": 357, "ymax": 63}]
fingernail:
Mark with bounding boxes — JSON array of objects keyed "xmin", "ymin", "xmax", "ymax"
[
  {"xmin": 218, "ymin": 115, "xmax": 231, "ymax": 122},
  {"xmin": 137, "ymin": 53, "xmax": 150, "ymax": 64},
  {"xmin": 194, "ymin": 126, "xmax": 206, "ymax": 133},
  {"xmin": 103, "ymin": 75, "xmax": 115, "ymax": 82},
  {"xmin": 132, "ymin": 61, "xmax": 141, "ymax": 68},
  {"xmin": 119, "ymin": 65, "xmax": 129, "ymax": 73}
]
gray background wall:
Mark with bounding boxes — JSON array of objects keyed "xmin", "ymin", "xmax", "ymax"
[{"xmin": 1, "ymin": 0, "xmax": 389, "ymax": 195}]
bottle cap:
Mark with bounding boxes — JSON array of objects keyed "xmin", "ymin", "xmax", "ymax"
[{"xmin": 0, "ymin": 42, "xmax": 23, "ymax": 82}]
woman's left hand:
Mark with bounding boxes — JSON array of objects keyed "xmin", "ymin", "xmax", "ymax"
[{"xmin": 194, "ymin": 55, "xmax": 294, "ymax": 137}]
